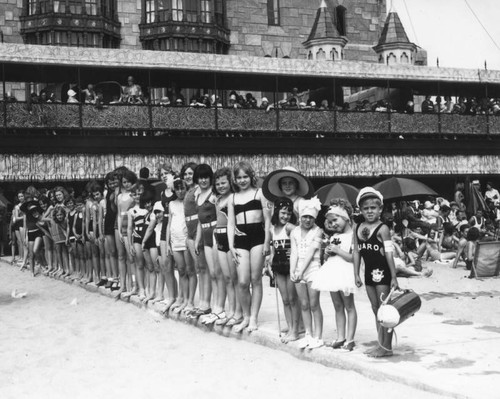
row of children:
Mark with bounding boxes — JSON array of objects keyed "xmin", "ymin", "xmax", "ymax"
[{"xmin": 10, "ymin": 164, "xmax": 400, "ymax": 357}]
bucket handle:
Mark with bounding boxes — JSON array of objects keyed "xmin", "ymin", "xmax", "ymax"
[{"xmin": 380, "ymin": 288, "xmax": 414, "ymax": 305}]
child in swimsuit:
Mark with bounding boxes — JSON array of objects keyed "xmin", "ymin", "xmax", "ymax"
[{"xmin": 353, "ymin": 187, "xmax": 398, "ymax": 358}]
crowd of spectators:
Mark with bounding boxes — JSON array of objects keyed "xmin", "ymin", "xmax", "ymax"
[{"xmin": 7, "ymin": 78, "xmax": 500, "ymax": 117}]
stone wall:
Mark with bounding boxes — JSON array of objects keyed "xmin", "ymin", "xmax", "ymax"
[
  {"xmin": 117, "ymin": 0, "xmax": 142, "ymax": 49},
  {"xmin": 227, "ymin": 0, "xmax": 386, "ymax": 60},
  {"xmin": 0, "ymin": 0, "xmax": 23, "ymax": 44}
]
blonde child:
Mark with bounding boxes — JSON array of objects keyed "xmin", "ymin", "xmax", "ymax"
[
  {"xmin": 290, "ymin": 197, "xmax": 324, "ymax": 349},
  {"xmin": 312, "ymin": 199, "xmax": 357, "ymax": 351}
]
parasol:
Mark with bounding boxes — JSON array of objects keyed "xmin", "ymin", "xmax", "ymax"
[
  {"xmin": 373, "ymin": 177, "xmax": 438, "ymax": 201},
  {"xmin": 315, "ymin": 182, "xmax": 359, "ymax": 205}
]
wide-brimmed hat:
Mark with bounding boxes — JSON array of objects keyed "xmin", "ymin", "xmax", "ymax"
[
  {"xmin": 262, "ymin": 167, "xmax": 315, "ymax": 202},
  {"xmin": 20, "ymin": 200, "xmax": 42, "ymax": 215}
]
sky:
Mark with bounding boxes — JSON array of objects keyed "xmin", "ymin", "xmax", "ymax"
[{"xmin": 391, "ymin": 0, "xmax": 500, "ymax": 71}]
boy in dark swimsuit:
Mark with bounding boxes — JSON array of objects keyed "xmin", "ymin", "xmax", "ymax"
[{"xmin": 353, "ymin": 187, "xmax": 398, "ymax": 358}]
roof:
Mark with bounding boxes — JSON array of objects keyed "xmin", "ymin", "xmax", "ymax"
[
  {"xmin": 377, "ymin": 12, "xmax": 411, "ymax": 47},
  {"xmin": 0, "ymin": 43, "xmax": 499, "ymax": 91},
  {"xmin": 306, "ymin": 0, "xmax": 341, "ymax": 42}
]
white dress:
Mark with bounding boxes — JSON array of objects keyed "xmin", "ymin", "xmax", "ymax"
[{"xmin": 312, "ymin": 231, "xmax": 356, "ymax": 295}]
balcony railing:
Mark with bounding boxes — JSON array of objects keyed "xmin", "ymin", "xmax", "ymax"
[{"xmin": 1, "ymin": 102, "xmax": 498, "ymax": 136}]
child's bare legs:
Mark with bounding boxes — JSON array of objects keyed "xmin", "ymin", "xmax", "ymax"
[
  {"xmin": 234, "ymin": 250, "xmax": 251, "ymax": 332},
  {"xmin": 172, "ymin": 250, "xmax": 188, "ymax": 312},
  {"xmin": 42, "ymin": 236, "xmax": 54, "ymax": 272},
  {"xmin": 115, "ymin": 230, "xmax": 128, "ymax": 293},
  {"xmin": 366, "ymin": 285, "xmax": 393, "ymax": 357},
  {"xmin": 247, "ymin": 245, "xmax": 264, "ymax": 331},
  {"xmin": 29, "ymin": 237, "xmax": 43, "ymax": 276},
  {"xmin": 105, "ymin": 234, "xmax": 118, "ymax": 282},
  {"xmin": 148, "ymin": 248, "xmax": 163, "ymax": 302},
  {"xmin": 276, "ymin": 273, "xmax": 298, "ymax": 342},
  {"xmin": 295, "ymin": 282, "xmax": 313, "ymax": 338},
  {"xmin": 188, "ymin": 239, "xmax": 208, "ymax": 310},
  {"xmin": 331, "ymin": 291, "xmax": 357, "ymax": 343},
  {"xmin": 205, "ymin": 245, "xmax": 226, "ymax": 314},
  {"xmin": 14, "ymin": 229, "xmax": 24, "ymax": 263},
  {"xmin": 132, "ymin": 243, "xmax": 146, "ymax": 298},
  {"xmin": 143, "ymin": 248, "xmax": 158, "ymax": 302},
  {"xmin": 185, "ymin": 250, "xmax": 197, "ymax": 310},
  {"xmin": 218, "ymin": 249, "xmax": 241, "ymax": 322},
  {"xmin": 308, "ymin": 285, "xmax": 323, "ymax": 340},
  {"xmin": 159, "ymin": 241, "xmax": 176, "ymax": 308},
  {"xmin": 123, "ymin": 240, "xmax": 137, "ymax": 295},
  {"xmin": 90, "ymin": 241, "xmax": 100, "ymax": 282}
]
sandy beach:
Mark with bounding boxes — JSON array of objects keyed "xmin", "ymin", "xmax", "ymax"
[{"xmin": 0, "ymin": 259, "xmax": 451, "ymax": 399}]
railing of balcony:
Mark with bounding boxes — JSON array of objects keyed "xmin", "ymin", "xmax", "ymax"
[{"xmin": 1, "ymin": 102, "xmax": 497, "ymax": 136}]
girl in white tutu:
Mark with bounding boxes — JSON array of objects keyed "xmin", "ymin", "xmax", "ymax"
[{"xmin": 312, "ymin": 199, "xmax": 357, "ymax": 352}]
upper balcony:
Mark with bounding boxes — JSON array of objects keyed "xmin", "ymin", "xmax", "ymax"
[{"xmin": 1, "ymin": 102, "xmax": 499, "ymax": 155}]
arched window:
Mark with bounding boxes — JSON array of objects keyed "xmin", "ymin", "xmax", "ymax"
[
  {"xmin": 330, "ymin": 48, "xmax": 338, "ymax": 60},
  {"xmin": 401, "ymin": 52, "xmax": 409, "ymax": 64},
  {"xmin": 317, "ymin": 48, "xmax": 326, "ymax": 60},
  {"xmin": 387, "ymin": 53, "xmax": 397, "ymax": 65},
  {"xmin": 335, "ymin": 6, "xmax": 346, "ymax": 36},
  {"xmin": 308, "ymin": 51, "xmax": 313, "ymax": 60}
]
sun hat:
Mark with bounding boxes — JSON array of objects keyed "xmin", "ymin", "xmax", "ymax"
[
  {"xmin": 310, "ymin": 101, "xmax": 316, "ymax": 107},
  {"xmin": 262, "ymin": 166, "xmax": 315, "ymax": 202},
  {"xmin": 67, "ymin": 89, "xmax": 76, "ymax": 97},
  {"xmin": 153, "ymin": 201, "xmax": 164, "ymax": 212},
  {"xmin": 261, "ymin": 97, "xmax": 269, "ymax": 103},
  {"xmin": 299, "ymin": 196, "xmax": 322, "ymax": 219},
  {"xmin": 356, "ymin": 187, "xmax": 383, "ymax": 207},
  {"xmin": 424, "ymin": 200, "xmax": 433, "ymax": 209}
]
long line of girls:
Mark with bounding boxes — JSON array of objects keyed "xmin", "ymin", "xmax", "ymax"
[{"xmin": 9, "ymin": 163, "xmax": 398, "ymax": 357}]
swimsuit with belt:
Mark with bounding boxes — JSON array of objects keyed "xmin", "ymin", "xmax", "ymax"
[{"xmin": 198, "ymin": 193, "xmax": 217, "ymax": 247}]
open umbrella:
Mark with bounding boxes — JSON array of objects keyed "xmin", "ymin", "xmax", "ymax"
[
  {"xmin": 373, "ymin": 177, "xmax": 437, "ymax": 201},
  {"xmin": 315, "ymin": 182, "xmax": 359, "ymax": 205}
]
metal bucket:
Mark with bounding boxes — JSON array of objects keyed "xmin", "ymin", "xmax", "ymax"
[{"xmin": 377, "ymin": 289, "xmax": 421, "ymax": 330}]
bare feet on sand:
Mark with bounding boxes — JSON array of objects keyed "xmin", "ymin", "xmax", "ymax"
[
  {"xmin": 281, "ymin": 331, "xmax": 299, "ymax": 343},
  {"xmin": 366, "ymin": 346, "xmax": 393, "ymax": 358},
  {"xmin": 233, "ymin": 318, "xmax": 250, "ymax": 333}
]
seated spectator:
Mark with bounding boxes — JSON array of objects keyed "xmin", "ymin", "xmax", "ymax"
[
  {"xmin": 122, "ymin": 76, "xmax": 144, "ymax": 104},
  {"xmin": 174, "ymin": 98, "xmax": 184, "ymax": 106},
  {"xmin": 404, "ymin": 100, "xmax": 415, "ymax": 114},
  {"xmin": 465, "ymin": 97, "xmax": 478, "ymax": 115},
  {"xmin": 443, "ymin": 96, "xmax": 454, "ymax": 113},
  {"xmin": 434, "ymin": 96, "xmax": 445, "ymax": 113},
  {"xmin": 374, "ymin": 100, "xmax": 388, "ymax": 112},
  {"xmin": 227, "ymin": 94, "xmax": 241, "ymax": 108},
  {"xmin": 319, "ymin": 99, "xmax": 329, "ymax": 110},
  {"xmin": 421, "ymin": 200, "xmax": 438, "ymax": 226},
  {"xmin": 491, "ymin": 99, "xmax": 500, "ymax": 115},
  {"xmin": 484, "ymin": 181, "xmax": 500, "ymax": 205},
  {"xmin": 259, "ymin": 97, "xmax": 270, "ymax": 109},
  {"xmin": 421, "ymin": 95, "xmax": 434, "ymax": 113},
  {"xmin": 82, "ymin": 84, "xmax": 97, "ymax": 104},
  {"xmin": 392, "ymin": 238, "xmax": 433, "ymax": 277},
  {"xmin": 243, "ymin": 93, "xmax": 257, "ymax": 109},
  {"xmin": 30, "ymin": 92, "xmax": 40, "ymax": 104},
  {"xmin": 159, "ymin": 96, "xmax": 171, "ymax": 106},
  {"xmin": 94, "ymin": 91, "xmax": 106, "ymax": 109},
  {"xmin": 284, "ymin": 97, "xmax": 299, "ymax": 109},
  {"xmin": 47, "ymin": 92, "xmax": 59, "ymax": 103},
  {"xmin": 200, "ymin": 94, "xmax": 211, "ymax": 108},
  {"xmin": 67, "ymin": 89, "xmax": 79, "ymax": 104},
  {"xmin": 309, "ymin": 101, "xmax": 317, "ymax": 110},
  {"xmin": 452, "ymin": 97, "xmax": 466, "ymax": 114}
]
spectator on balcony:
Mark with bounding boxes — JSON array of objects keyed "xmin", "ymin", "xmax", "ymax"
[
  {"xmin": 421, "ymin": 96, "xmax": 434, "ymax": 114},
  {"xmin": 319, "ymin": 99, "xmax": 329, "ymax": 110},
  {"xmin": 174, "ymin": 98, "xmax": 184, "ymax": 106},
  {"xmin": 122, "ymin": 76, "xmax": 144, "ymax": 104},
  {"xmin": 30, "ymin": 92, "xmax": 40, "ymax": 104},
  {"xmin": 94, "ymin": 91, "xmax": 106, "ymax": 109},
  {"xmin": 452, "ymin": 97, "xmax": 466, "ymax": 114},
  {"xmin": 228, "ymin": 94, "xmax": 242, "ymax": 109},
  {"xmin": 434, "ymin": 96, "xmax": 445, "ymax": 113},
  {"xmin": 82, "ymin": 84, "xmax": 97, "ymax": 104},
  {"xmin": 484, "ymin": 182, "xmax": 500, "ymax": 205},
  {"xmin": 39, "ymin": 90, "xmax": 48, "ymax": 103},
  {"xmin": 492, "ymin": 99, "xmax": 500, "ymax": 115},
  {"xmin": 403, "ymin": 100, "xmax": 415, "ymax": 114},
  {"xmin": 259, "ymin": 97, "xmax": 270, "ymax": 109},
  {"xmin": 47, "ymin": 92, "xmax": 59, "ymax": 103},
  {"xmin": 465, "ymin": 97, "xmax": 478, "ymax": 115},
  {"xmin": 67, "ymin": 89, "xmax": 79, "ymax": 104},
  {"xmin": 283, "ymin": 97, "xmax": 299, "ymax": 110},
  {"xmin": 200, "ymin": 94, "xmax": 211, "ymax": 108},
  {"xmin": 243, "ymin": 93, "xmax": 257, "ymax": 109},
  {"xmin": 210, "ymin": 94, "xmax": 222, "ymax": 108},
  {"xmin": 159, "ymin": 96, "xmax": 171, "ymax": 106},
  {"xmin": 374, "ymin": 100, "xmax": 388, "ymax": 112},
  {"xmin": 4, "ymin": 92, "xmax": 17, "ymax": 102},
  {"xmin": 443, "ymin": 96, "xmax": 455, "ymax": 113},
  {"xmin": 309, "ymin": 101, "xmax": 317, "ymax": 110}
]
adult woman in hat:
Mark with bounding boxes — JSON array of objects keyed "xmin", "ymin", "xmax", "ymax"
[
  {"xmin": 21, "ymin": 200, "xmax": 45, "ymax": 276},
  {"xmin": 262, "ymin": 166, "xmax": 315, "ymax": 221}
]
